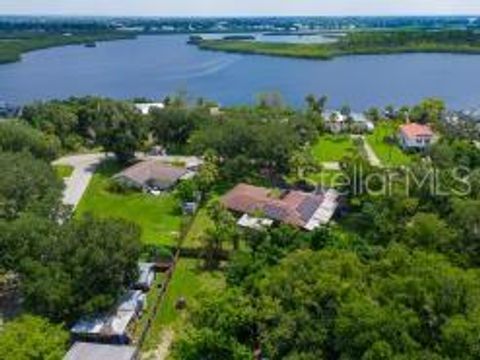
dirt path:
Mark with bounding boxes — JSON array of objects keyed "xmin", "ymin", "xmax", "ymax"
[
  {"xmin": 142, "ymin": 328, "xmax": 175, "ymax": 360},
  {"xmin": 351, "ymin": 135, "xmax": 383, "ymax": 167}
]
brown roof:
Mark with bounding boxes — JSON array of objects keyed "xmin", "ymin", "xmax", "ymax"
[
  {"xmin": 400, "ymin": 123, "xmax": 434, "ymax": 139},
  {"xmin": 221, "ymin": 183, "xmax": 330, "ymax": 229},
  {"xmin": 115, "ymin": 160, "xmax": 188, "ymax": 188}
]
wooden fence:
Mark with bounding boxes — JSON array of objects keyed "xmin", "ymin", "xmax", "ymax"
[{"xmin": 133, "ymin": 210, "xmax": 200, "ymax": 358}]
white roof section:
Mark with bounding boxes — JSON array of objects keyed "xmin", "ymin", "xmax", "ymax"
[
  {"xmin": 70, "ymin": 316, "xmax": 107, "ymax": 335},
  {"xmin": 136, "ymin": 262, "xmax": 155, "ymax": 289},
  {"xmin": 71, "ymin": 290, "xmax": 145, "ymax": 337},
  {"xmin": 304, "ymin": 189, "xmax": 340, "ymax": 231},
  {"xmin": 180, "ymin": 170, "xmax": 197, "ymax": 181},
  {"xmin": 351, "ymin": 113, "xmax": 367, "ymax": 122},
  {"xmin": 134, "ymin": 102, "xmax": 165, "ymax": 115},
  {"xmin": 237, "ymin": 214, "xmax": 273, "ymax": 231},
  {"xmin": 324, "ymin": 110, "xmax": 346, "ymax": 123},
  {"xmin": 64, "ymin": 342, "xmax": 136, "ymax": 360}
]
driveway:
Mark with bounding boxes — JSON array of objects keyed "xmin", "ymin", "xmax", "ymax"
[
  {"xmin": 53, "ymin": 153, "xmax": 107, "ymax": 209},
  {"xmin": 52, "ymin": 153, "xmax": 203, "ymax": 210},
  {"xmin": 351, "ymin": 135, "xmax": 383, "ymax": 167}
]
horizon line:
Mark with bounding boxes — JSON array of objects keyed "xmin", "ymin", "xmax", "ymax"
[{"xmin": 1, "ymin": 13, "xmax": 480, "ymax": 19}]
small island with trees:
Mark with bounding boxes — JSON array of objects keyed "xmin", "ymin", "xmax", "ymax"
[{"xmin": 194, "ymin": 29, "xmax": 480, "ymax": 60}]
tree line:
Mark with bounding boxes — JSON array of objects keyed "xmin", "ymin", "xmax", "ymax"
[
  {"xmin": 0, "ymin": 117, "xmax": 143, "ymax": 358},
  {"xmin": 2, "ymin": 93, "xmax": 480, "ymax": 359}
]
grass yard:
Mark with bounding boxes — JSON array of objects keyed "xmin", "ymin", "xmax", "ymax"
[
  {"xmin": 141, "ymin": 259, "xmax": 225, "ymax": 350},
  {"xmin": 309, "ymin": 169, "xmax": 348, "ymax": 189},
  {"xmin": 134, "ymin": 272, "xmax": 167, "ymax": 339},
  {"xmin": 367, "ymin": 121, "xmax": 412, "ymax": 167},
  {"xmin": 76, "ymin": 160, "xmax": 183, "ymax": 246},
  {"xmin": 53, "ymin": 164, "xmax": 74, "ymax": 179},
  {"xmin": 182, "ymin": 208, "xmax": 214, "ymax": 249},
  {"xmin": 311, "ymin": 135, "xmax": 356, "ymax": 162}
]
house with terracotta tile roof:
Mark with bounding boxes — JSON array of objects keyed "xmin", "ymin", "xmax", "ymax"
[
  {"xmin": 398, "ymin": 123, "xmax": 435, "ymax": 150},
  {"xmin": 221, "ymin": 183, "xmax": 339, "ymax": 231}
]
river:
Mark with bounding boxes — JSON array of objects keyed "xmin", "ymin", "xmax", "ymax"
[{"xmin": 0, "ymin": 34, "xmax": 480, "ymax": 110}]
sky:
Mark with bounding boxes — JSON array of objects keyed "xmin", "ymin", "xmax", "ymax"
[{"xmin": 1, "ymin": 0, "xmax": 480, "ymax": 17}]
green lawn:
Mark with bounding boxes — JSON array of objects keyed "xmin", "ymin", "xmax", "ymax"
[
  {"xmin": 367, "ymin": 121, "xmax": 412, "ymax": 167},
  {"xmin": 134, "ymin": 272, "xmax": 167, "ymax": 339},
  {"xmin": 182, "ymin": 208, "xmax": 214, "ymax": 249},
  {"xmin": 76, "ymin": 160, "xmax": 183, "ymax": 246},
  {"xmin": 308, "ymin": 135, "xmax": 355, "ymax": 187},
  {"xmin": 309, "ymin": 170, "xmax": 348, "ymax": 189},
  {"xmin": 53, "ymin": 164, "xmax": 74, "ymax": 179},
  {"xmin": 141, "ymin": 259, "xmax": 225, "ymax": 350},
  {"xmin": 311, "ymin": 135, "xmax": 356, "ymax": 162}
]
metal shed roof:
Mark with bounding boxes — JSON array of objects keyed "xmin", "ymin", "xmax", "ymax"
[{"xmin": 64, "ymin": 342, "xmax": 136, "ymax": 360}]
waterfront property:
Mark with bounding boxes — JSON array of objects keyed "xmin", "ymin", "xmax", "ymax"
[
  {"xmin": 221, "ymin": 183, "xmax": 339, "ymax": 231},
  {"xmin": 323, "ymin": 110, "xmax": 374, "ymax": 134},
  {"xmin": 366, "ymin": 121, "xmax": 412, "ymax": 166},
  {"xmin": 134, "ymin": 102, "xmax": 165, "ymax": 115},
  {"xmin": 323, "ymin": 110, "xmax": 346, "ymax": 133},
  {"xmin": 398, "ymin": 123, "xmax": 435, "ymax": 150}
]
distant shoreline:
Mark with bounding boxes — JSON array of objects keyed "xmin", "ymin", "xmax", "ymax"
[
  {"xmin": 0, "ymin": 32, "xmax": 136, "ymax": 65},
  {"xmin": 194, "ymin": 30, "xmax": 480, "ymax": 60},
  {"xmin": 197, "ymin": 40, "xmax": 480, "ymax": 61}
]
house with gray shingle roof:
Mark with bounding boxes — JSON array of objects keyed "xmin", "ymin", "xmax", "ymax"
[{"xmin": 113, "ymin": 160, "xmax": 192, "ymax": 191}]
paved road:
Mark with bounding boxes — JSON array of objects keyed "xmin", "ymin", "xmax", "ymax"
[{"xmin": 53, "ymin": 153, "xmax": 107, "ymax": 209}]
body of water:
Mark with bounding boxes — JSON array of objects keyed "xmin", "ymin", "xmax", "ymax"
[
  {"xmin": 0, "ymin": 34, "xmax": 480, "ymax": 110},
  {"xmin": 199, "ymin": 32, "xmax": 339, "ymax": 44}
]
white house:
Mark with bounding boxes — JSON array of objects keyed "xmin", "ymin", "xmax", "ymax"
[
  {"xmin": 324, "ymin": 111, "xmax": 374, "ymax": 134},
  {"xmin": 398, "ymin": 123, "xmax": 434, "ymax": 150},
  {"xmin": 134, "ymin": 102, "xmax": 165, "ymax": 115},
  {"xmin": 323, "ymin": 110, "xmax": 346, "ymax": 133}
]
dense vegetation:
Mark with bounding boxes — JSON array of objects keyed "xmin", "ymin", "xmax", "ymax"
[
  {"xmin": 0, "ymin": 99, "xmax": 145, "ymax": 356},
  {"xmin": 172, "ymin": 129, "xmax": 480, "ymax": 359},
  {"xmin": 0, "ymin": 152, "xmax": 63, "ymax": 220},
  {"xmin": 22, "ymin": 96, "xmax": 149, "ymax": 161},
  {"xmin": 197, "ymin": 30, "xmax": 480, "ymax": 60},
  {"xmin": 0, "ymin": 121, "xmax": 60, "ymax": 161},
  {"xmin": 0, "ymin": 315, "xmax": 68, "ymax": 360},
  {"xmin": 0, "ymin": 31, "xmax": 134, "ymax": 64},
  {"xmin": 2, "ymin": 93, "xmax": 480, "ymax": 359}
]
